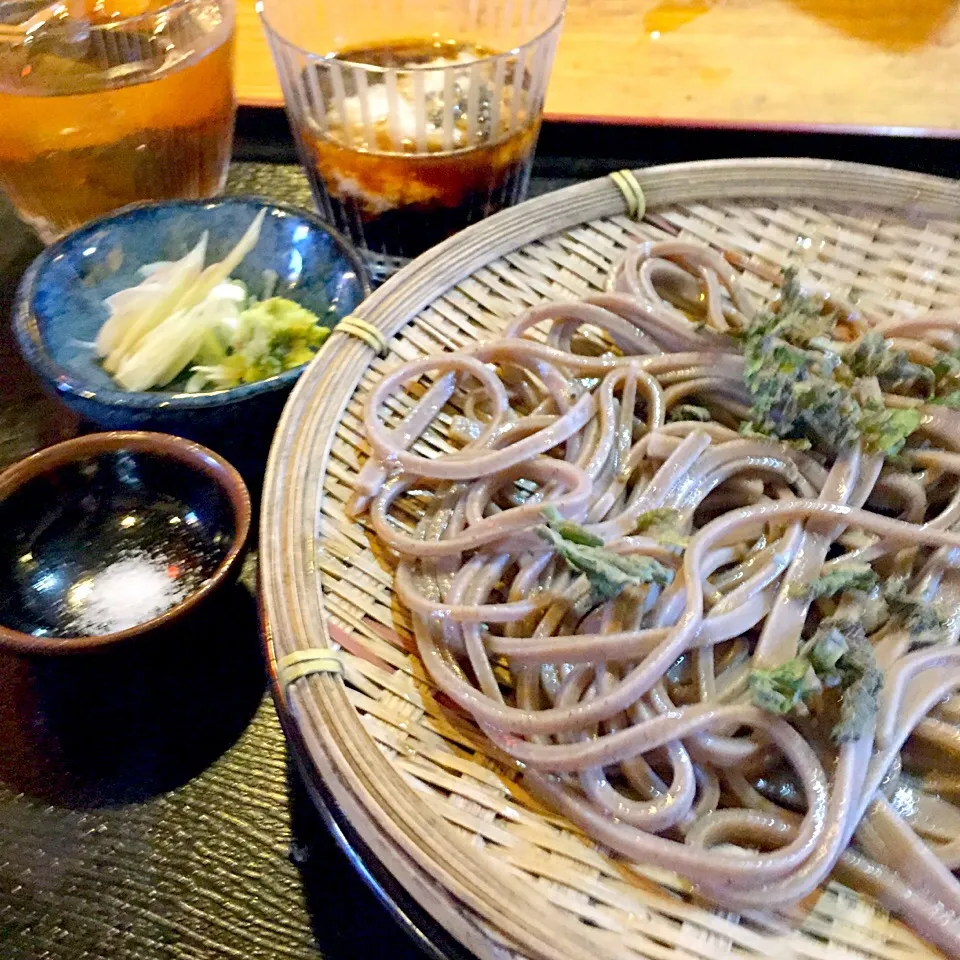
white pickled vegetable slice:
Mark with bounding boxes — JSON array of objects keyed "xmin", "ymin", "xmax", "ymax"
[
  {"xmin": 113, "ymin": 296, "xmax": 239, "ymax": 392},
  {"xmin": 171, "ymin": 209, "xmax": 267, "ymax": 315},
  {"xmin": 97, "ymin": 232, "xmax": 209, "ymax": 369}
]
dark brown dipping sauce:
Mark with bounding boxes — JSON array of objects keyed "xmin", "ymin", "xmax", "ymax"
[{"xmin": 297, "ymin": 37, "xmax": 540, "ymax": 261}]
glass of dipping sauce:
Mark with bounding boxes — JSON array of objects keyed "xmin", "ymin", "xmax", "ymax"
[{"xmin": 258, "ymin": 0, "xmax": 565, "ymax": 279}]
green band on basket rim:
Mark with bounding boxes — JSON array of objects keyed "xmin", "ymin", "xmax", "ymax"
[
  {"xmin": 609, "ymin": 169, "xmax": 646, "ymax": 221},
  {"xmin": 333, "ymin": 315, "xmax": 389, "ymax": 358},
  {"xmin": 276, "ymin": 649, "xmax": 343, "ymax": 688}
]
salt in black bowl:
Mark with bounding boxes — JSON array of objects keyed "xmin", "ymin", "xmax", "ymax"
[{"xmin": 0, "ymin": 432, "xmax": 250, "ymax": 653}]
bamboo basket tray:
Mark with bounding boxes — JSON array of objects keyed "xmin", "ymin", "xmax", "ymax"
[{"xmin": 260, "ymin": 158, "xmax": 960, "ymax": 960}]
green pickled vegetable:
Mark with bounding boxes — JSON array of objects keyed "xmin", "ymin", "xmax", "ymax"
[{"xmin": 187, "ymin": 298, "xmax": 329, "ymax": 391}]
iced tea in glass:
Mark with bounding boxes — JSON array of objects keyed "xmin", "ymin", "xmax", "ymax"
[{"xmin": 0, "ymin": 0, "xmax": 235, "ymax": 242}]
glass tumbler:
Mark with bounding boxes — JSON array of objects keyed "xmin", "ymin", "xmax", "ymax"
[
  {"xmin": 259, "ymin": 0, "xmax": 565, "ymax": 278},
  {"xmin": 0, "ymin": 0, "xmax": 236, "ymax": 243}
]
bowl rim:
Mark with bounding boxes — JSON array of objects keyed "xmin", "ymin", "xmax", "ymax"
[
  {"xmin": 13, "ymin": 195, "xmax": 372, "ymax": 410},
  {"xmin": 0, "ymin": 431, "xmax": 252, "ymax": 655}
]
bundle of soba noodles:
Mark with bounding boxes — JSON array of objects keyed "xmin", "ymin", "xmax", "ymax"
[{"xmin": 349, "ymin": 239, "xmax": 960, "ymax": 955}]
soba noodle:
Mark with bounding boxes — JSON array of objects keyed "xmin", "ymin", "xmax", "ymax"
[{"xmin": 351, "ymin": 239, "xmax": 960, "ymax": 955}]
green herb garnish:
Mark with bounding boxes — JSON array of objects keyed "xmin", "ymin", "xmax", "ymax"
[
  {"xmin": 538, "ymin": 509, "xmax": 672, "ymax": 600},
  {"xmin": 809, "ymin": 622, "xmax": 849, "ymax": 677},
  {"xmin": 739, "ymin": 421, "xmax": 812, "ymax": 450},
  {"xmin": 539, "ymin": 505, "xmax": 603, "ymax": 546},
  {"xmin": 749, "ymin": 617, "xmax": 883, "ymax": 743},
  {"xmin": 859, "ymin": 403, "xmax": 922, "ymax": 458},
  {"xmin": 740, "ymin": 270, "xmax": 922, "ymax": 459},
  {"xmin": 846, "ymin": 331, "xmax": 934, "ymax": 395},
  {"xmin": 789, "ymin": 562, "xmax": 879, "ymax": 601},
  {"xmin": 634, "ymin": 508, "xmax": 688, "ymax": 547},
  {"xmin": 668, "ymin": 404, "xmax": 711, "ymax": 423},
  {"xmin": 929, "ymin": 392, "xmax": 960, "ymax": 409},
  {"xmin": 885, "ymin": 583, "xmax": 948, "ymax": 645},
  {"xmin": 933, "ymin": 349, "xmax": 960, "ymax": 384},
  {"xmin": 748, "ymin": 659, "xmax": 822, "ymax": 716},
  {"xmin": 811, "ymin": 620, "xmax": 884, "ymax": 743}
]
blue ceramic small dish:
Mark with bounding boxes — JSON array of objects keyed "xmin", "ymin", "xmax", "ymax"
[{"xmin": 13, "ymin": 197, "xmax": 371, "ymax": 476}]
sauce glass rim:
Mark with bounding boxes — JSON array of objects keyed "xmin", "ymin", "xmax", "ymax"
[{"xmin": 257, "ymin": 0, "xmax": 565, "ymax": 76}]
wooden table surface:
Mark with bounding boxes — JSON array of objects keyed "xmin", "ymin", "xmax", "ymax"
[{"xmin": 236, "ymin": 0, "xmax": 960, "ymax": 135}]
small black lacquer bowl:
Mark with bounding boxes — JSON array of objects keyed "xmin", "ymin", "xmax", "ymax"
[{"xmin": 0, "ymin": 431, "xmax": 251, "ymax": 655}]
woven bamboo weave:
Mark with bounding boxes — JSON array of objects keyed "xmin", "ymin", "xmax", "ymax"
[{"xmin": 260, "ymin": 159, "xmax": 960, "ymax": 960}]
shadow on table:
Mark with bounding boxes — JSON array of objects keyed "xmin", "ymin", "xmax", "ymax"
[
  {"xmin": 286, "ymin": 755, "xmax": 473, "ymax": 960},
  {"xmin": 0, "ymin": 577, "xmax": 266, "ymax": 807}
]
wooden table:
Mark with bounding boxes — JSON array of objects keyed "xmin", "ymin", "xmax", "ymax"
[{"xmin": 236, "ymin": 0, "xmax": 960, "ymax": 135}]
